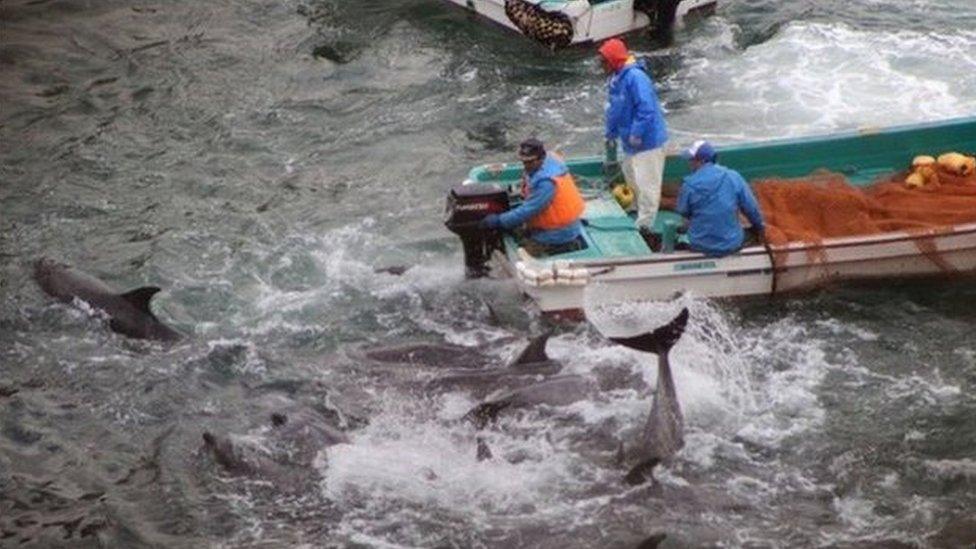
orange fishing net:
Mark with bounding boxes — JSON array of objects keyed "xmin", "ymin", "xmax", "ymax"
[
  {"xmin": 750, "ymin": 160, "xmax": 976, "ymax": 273},
  {"xmin": 755, "ymin": 169, "xmax": 976, "ymax": 245}
]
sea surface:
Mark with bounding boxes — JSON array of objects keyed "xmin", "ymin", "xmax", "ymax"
[{"xmin": 1, "ymin": 0, "xmax": 975, "ymax": 547}]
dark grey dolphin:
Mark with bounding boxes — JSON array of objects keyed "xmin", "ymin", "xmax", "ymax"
[
  {"xmin": 32, "ymin": 258, "xmax": 181, "ymax": 342},
  {"xmin": 361, "ymin": 332, "xmax": 563, "ymax": 403},
  {"xmin": 603, "ymin": 308, "xmax": 689, "ymax": 485},
  {"xmin": 429, "ymin": 331, "xmax": 562, "ymax": 393},
  {"xmin": 363, "ymin": 340, "xmax": 496, "ymax": 369},
  {"xmin": 463, "ymin": 374, "xmax": 592, "ymax": 429},
  {"xmin": 202, "ymin": 431, "xmax": 280, "ymax": 478},
  {"xmin": 364, "ymin": 331, "xmax": 553, "ymax": 370},
  {"xmin": 202, "ymin": 405, "xmax": 349, "ymax": 485}
]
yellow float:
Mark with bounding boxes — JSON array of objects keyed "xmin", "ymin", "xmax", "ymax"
[
  {"xmin": 612, "ymin": 184, "xmax": 635, "ymax": 210},
  {"xmin": 937, "ymin": 152, "xmax": 976, "ymax": 176}
]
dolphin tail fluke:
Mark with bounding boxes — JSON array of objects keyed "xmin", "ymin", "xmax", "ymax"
[
  {"xmin": 120, "ymin": 286, "xmax": 162, "ymax": 315},
  {"xmin": 623, "ymin": 456, "xmax": 661, "ymax": 486},
  {"xmin": 509, "ymin": 329, "xmax": 552, "ymax": 367},
  {"xmin": 609, "ymin": 308, "xmax": 689, "ymax": 355},
  {"xmin": 462, "ymin": 400, "xmax": 512, "ymax": 430}
]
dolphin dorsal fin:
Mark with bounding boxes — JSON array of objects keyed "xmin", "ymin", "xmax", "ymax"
[
  {"xmin": 484, "ymin": 301, "xmax": 501, "ymax": 326},
  {"xmin": 609, "ymin": 308, "xmax": 689, "ymax": 355},
  {"xmin": 120, "ymin": 286, "xmax": 161, "ymax": 315},
  {"xmin": 510, "ymin": 330, "xmax": 552, "ymax": 367},
  {"xmin": 614, "ymin": 440, "xmax": 626, "ymax": 467}
]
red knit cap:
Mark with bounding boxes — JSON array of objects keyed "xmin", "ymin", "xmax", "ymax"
[{"xmin": 598, "ymin": 38, "xmax": 629, "ymax": 71}]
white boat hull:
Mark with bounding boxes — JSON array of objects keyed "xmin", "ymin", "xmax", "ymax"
[
  {"xmin": 501, "ymin": 223, "xmax": 976, "ymax": 314},
  {"xmin": 443, "ymin": 0, "xmax": 716, "ymax": 45}
]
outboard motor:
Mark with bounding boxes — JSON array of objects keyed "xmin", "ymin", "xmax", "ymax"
[{"xmin": 444, "ymin": 183, "xmax": 510, "ymax": 278}]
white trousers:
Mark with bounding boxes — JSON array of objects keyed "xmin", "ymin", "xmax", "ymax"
[{"xmin": 622, "ymin": 146, "xmax": 666, "ymax": 230}]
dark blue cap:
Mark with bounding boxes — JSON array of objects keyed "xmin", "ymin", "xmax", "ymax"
[
  {"xmin": 518, "ymin": 138, "xmax": 546, "ymax": 160},
  {"xmin": 682, "ymin": 140, "xmax": 717, "ymax": 162}
]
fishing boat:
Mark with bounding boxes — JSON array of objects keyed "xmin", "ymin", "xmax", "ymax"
[
  {"xmin": 444, "ymin": 117, "xmax": 976, "ymax": 316},
  {"xmin": 443, "ymin": 0, "xmax": 717, "ymax": 48}
]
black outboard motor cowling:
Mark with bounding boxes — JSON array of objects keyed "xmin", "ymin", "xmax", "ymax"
[{"xmin": 444, "ymin": 183, "xmax": 510, "ymax": 278}]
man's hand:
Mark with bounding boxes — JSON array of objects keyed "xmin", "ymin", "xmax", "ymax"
[
  {"xmin": 479, "ymin": 214, "xmax": 501, "ymax": 230},
  {"xmin": 748, "ymin": 226, "xmax": 765, "ymax": 244},
  {"xmin": 628, "ymin": 135, "xmax": 642, "ymax": 148}
]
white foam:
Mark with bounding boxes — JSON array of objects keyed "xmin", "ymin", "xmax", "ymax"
[
  {"xmin": 585, "ymin": 295, "xmax": 763, "ymax": 419},
  {"xmin": 833, "ymin": 493, "xmax": 879, "ymax": 531},
  {"xmin": 923, "ymin": 458, "xmax": 976, "ymax": 480},
  {"xmin": 668, "ymin": 20, "xmax": 976, "ymax": 141},
  {"xmin": 320, "ymin": 395, "xmax": 580, "ymax": 522},
  {"xmin": 886, "ymin": 370, "xmax": 962, "ymax": 403}
]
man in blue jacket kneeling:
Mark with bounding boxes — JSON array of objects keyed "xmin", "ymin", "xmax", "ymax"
[{"xmin": 672, "ymin": 140, "xmax": 766, "ymax": 257}]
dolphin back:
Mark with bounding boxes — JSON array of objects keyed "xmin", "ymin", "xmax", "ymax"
[
  {"xmin": 33, "ymin": 257, "xmax": 182, "ymax": 342},
  {"xmin": 33, "ymin": 258, "xmax": 116, "ymax": 304}
]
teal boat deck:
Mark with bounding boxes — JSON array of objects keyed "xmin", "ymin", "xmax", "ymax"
[
  {"xmin": 474, "ymin": 117, "xmax": 976, "ymax": 261},
  {"xmin": 502, "ymin": 192, "xmax": 652, "ymax": 260},
  {"xmin": 500, "ymin": 179, "xmax": 689, "ymax": 260}
]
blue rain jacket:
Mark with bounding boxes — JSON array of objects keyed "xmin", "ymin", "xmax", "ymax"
[
  {"xmin": 676, "ymin": 163, "xmax": 765, "ymax": 257},
  {"xmin": 498, "ymin": 156, "xmax": 583, "ymax": 246},
  {"xmin": 604, "ymin": 60, "xmax": 668, "ymax": 155}
]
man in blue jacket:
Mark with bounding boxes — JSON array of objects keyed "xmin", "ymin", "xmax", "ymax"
[
  {"xmin": 672, "ymin": 140, "xmax": 765, "ymax": 257},
  {"xmin": 481, "ymin": 139, "xmax": 585, "ymax": 256},
  {"xmin": 599, "ymin": 38, "xmax": 669, "ymax": 235}
]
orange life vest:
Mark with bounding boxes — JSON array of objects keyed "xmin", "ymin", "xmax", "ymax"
[{"xmin": 522, "ymin": 172, "xmax": 585, "ymax": 230}]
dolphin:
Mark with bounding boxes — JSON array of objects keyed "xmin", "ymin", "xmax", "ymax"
[
  {"xmin": 32, "ymin": 258, "xmax": 182, "ymax": 342},
  {"xmin": 202, "ymin": 431, "xmax": 279, "ymax": 478},
  {"xmin": 429, "ymin": 331, "xmax": 562, "ymax": 393},
  {"xmin": 463, "ymin": 374, "xmax": 592, "ymax": 429},
  {"xmin": 602, "ymin": 308, "xmax": 689, "ymax": 485},
  {"xmin": 363, "ymin": 340, "xmax": 496, "ymax": 369},
  {"xmin": 202, "ymin": 406, "xmax": 349, "ymax": 485},
  {"xmin": 462, "ymin": 309, "xmax": 688, "ymax": 474},
  {"xmin": 360, "ymin": 331, "xmax": 563, "ymax": 401}
]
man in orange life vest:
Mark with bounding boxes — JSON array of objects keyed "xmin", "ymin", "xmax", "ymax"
[{"xmin": 480, "ymin": 139, "xmax": 586, "ymax": 256}]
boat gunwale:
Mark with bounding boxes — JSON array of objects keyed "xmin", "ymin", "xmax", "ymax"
[
  {"xmin": 467, "ymin": 115, "xmax": 976, "ymax": 182},
  {"xmin": 506, "ymin": 222, "xmax": 976, "ymax": 270}
]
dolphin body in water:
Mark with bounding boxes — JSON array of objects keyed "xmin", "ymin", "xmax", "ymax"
[
  {"xmin": 360, "ymin": 331, "xmax": 561, "ymax": 399},
  {"xmin": 465, "ymin": 308, "xmax": 689, "ymax": 486},
  {"xmin": 202, "ymin": 399, "xmax": 350, "ymax": 488},
  {"xmin": 463, "ymin": 374, "xmax": 591, "ymax": 429},
  {"xmin": 604, "ymin": 308, "xmax": 689, "ymax": 485},
  {"xmin": 427, "ymin": 331, "xmax": 562, "ymax": 393},
  {"xmin": 32, "ymin": 258, "xmax": 182, "ymax": 342}
]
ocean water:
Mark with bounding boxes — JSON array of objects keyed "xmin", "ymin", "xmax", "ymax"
[{"xmin": 1, "ymin": 0, "xmax": 975, "ymax": 547}]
